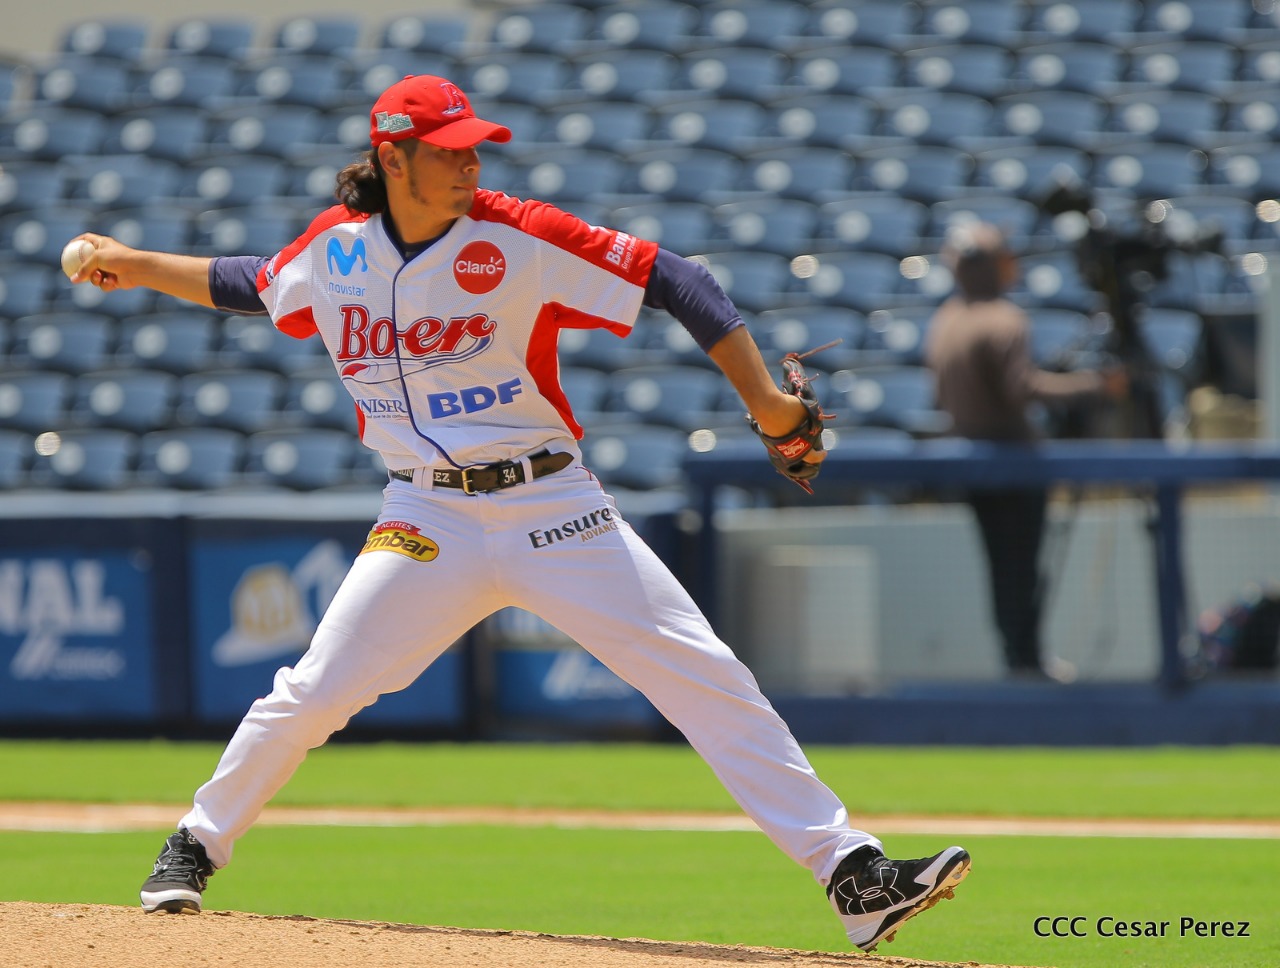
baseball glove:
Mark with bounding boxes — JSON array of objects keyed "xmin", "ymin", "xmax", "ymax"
[{"xmin": 747, "ymin": 347, "xmax": 834, "ymax": 494}]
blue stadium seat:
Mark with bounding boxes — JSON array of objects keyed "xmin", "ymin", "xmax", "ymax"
[
  {"xmin": 72, "ymin": 369, "xmax": 177, "ymax": 433},
  {"xmin": 101, "ymin": 110, "xmax": 211, "ymax": 163},
  {"xmin": 271, "ymin": 17, "xmax": 363, "ymax": 57},
  {"xmin": 1133, "ymin": 0, "xmax": 1252, "ymax": 42},
  {"xmin": 244, "ymin": 428, "xmax": 353, "ymax": 490},
  {"xmin": 9, "ymin": 313, "xmax": 115, "ymax": 375},
  {"xmin": 875, "ymin": 90, "xmax": 997, "ymax": 148},
  {"xmin": 612, "ymin": 201, "xmax": 716, "ymax": 255},
  {"xmin": 66, "ymin": 155, "xmax": 184, "ymax": 210},
  {"xmin": 58, "ymin": 20, "xmax": 148, "ymax": 62},
  {"xmin": 117, "ymin": 311, "xmax": 222, "ymax": 374},
  {"xmin": 1239, "ymin": 40, "xmax": 1280, "ymax": 87},
  {"xmin": 220, "ymin": 316, "xmax": 325, "ymax": 374},
  {"xmin": 48, "ymin": 270, "xmax": 155, "ymax": 319},
  {"xmin": 1218, "ymin": 90, "xmax": 1280, "ymax": 149},
  {"xmin": 1158, "ymin": 195, "xmax": 1259, "ymax": 250},
  {"xmin": 34, "ymin": 57, "xmax": 132, "ymax": 114},
  {"xmin": 204, "ymin": 105, "xmax": 324, "ymax": 159},
  {"xmin": 1023, "ymin": 0, "xmax": 1140, "ymax": 41},
  {"xmin": 557, "ymin": 326, "xmax": 653, "ymax": 373},
  {"xmin": 1014, "ymin": 42, "xmax": 1125, "ymax": 95},
  {"xmin": 861, "ymin": 305, "xmax": 935, "ymax": 366},
  {"xmin": 465, "ymin": 100, "xmax": 545, "ymax": 155},
  {"xmin": 929, "ymin": 195, "xmax": 1046, "ymax": 254},
  {"xmin": 174, "ymin": 156, "xmax": 292, "ymax": 209},
  {"xmin": 971, "ymin": 144, "xmax": 1091, "ymax": 202},
  {"xmin": 649, "ymin": 99, "xmax": 767, "ymax": 155},
  {"xmin": 901, "ymin": 43, "xmax": 1015, "ymax": 100},
  {"xmin": 1139, "ymin": 307, "xmax": 1206, "ymax": 384},
  {"xmin": 825, "ymin": 365, "xmax": 951, "ymax": 436},
  {"xmin": 696, "ymin": 0, "xmax": 812, "ymax": 53},
  {"xmin": 603, "ymin": 364, "xmax": 724, "ymax": 428},
  {"xmin": 288, "ymin": 147, "xmax": 361, "ymax": 203},
  {"xmin": 32, "ymin": 428, "xmax": 136, "ymax": 490},
  {"xmin": 915, "ymin": 0, "xmax": 1027, "ymax": 47},
  {"xmin": 0, "ymin": 65, "xmax": 16, "ymax": 116},
  {"xmin": 163, "ymin": 18, "xmax": 257, "ymax": 61},
  {"xmin": 635, "ymin": 312, "xmax": 720, "ymax": 371},
  {"xmin": 0, "ymin": 430, "xmax": 32, "ymax": 489},
  {"xmin": 0, "ymin": 264, "xmax": 55, "ymax": 319},
  {"xmin": 622, "ymin": 148, "xmax": 741, "ymax": 204},
  {"xmin": 1208, "ymin": 144, "xmax": 1280, "ymax": 201},
  {"xmin": 790, "ymin": 46, "xmax": 901, "ymax": 95},
  {"xmin": 0, "ymin": 370, "xmax": 71, "ymax": 433},
  {"xmin": 563, "ymin": 49, "xmax": 682, "ymax": 103},
  {"xmin": 1125, "ymin": 41, "xmax": 1239, "ymax": 95},
  {"xmin": 761, "ymin": 93, "xmax": 879, "ymax": 151},
  {"xmin": 98, "ymin": 210, "xmax": 194, "ymax": 256},
  {"xmin": 136, "ymin": 57, "xmax": 239, "ymax": 110},
  {"xmin": 377, "ymin": 13, "xmax": 471, "ymax": 55},
  {"xmin": 815, "ymin": 195, "xmax": 929, "ymax": 258},
  {"xmin": 798, "ymin": 1, "xmax": 917, "ymax": 50},
  {"xmin": 992, "ymin": 91, "xmax": 1108, "ymax": 150},
  {"xmin": 663, "ymin": 48, "xmax": 789, "ymax": 104},
  {"xmin": 736, "ymin": 147, "xmax": 855, "ymax": 203},
  {"xmin": 0, "ymin": 108, "xmax": 106, "ymax": 161},
  {"xmin": 343, "ymin": 50, "xmax": 461, "ymax": 107},
  {"xmin": 1013, "ymin": 250, "xmax": 1098, "ymax": 312},
  {"xmin": 1026, "ymin": 308, "xmax": 1100, "ymax": 367},
  {"xmin": 191, "ymin": 206, "xmax": 301, "ymax": 258},
  {"xmin": 580, "ymin": 423, "xmax": 690, "ymax": 491},
  {"xmin": 540, "ymin": 101, "xmax": 653, "ymax": 154},
  {"xmin": 712, "ymin": 198, "xmax": 821, "ymax": 257},
  {"xmin": 790, "ymin": 251, "xmax": 906, "ymax": 313},
  {"xmin": 858, "ymin": 145, "xmax": 975, "ymax": 204},
  {"xmin": 137, "ymin": 427, "xmax": 245, "ymax": 490},
  {"xmin": 1091, "ymin": 143, "xmax": 1208, "ymax": 199},
  {"xmin": 699, "ymin": 250, "xmax": 801, "ymax": 313},
  {"xmin": 459, "ymin": 54, "xmax": 573, "ymax": 107},
  {"xmin": 486, "ymin": 4, "xmax": 593, "ymax": 56},
  {"xmin": 1106, "ymin": 91, "xmax": 1226, "ymax": 149},
  {"xmin": 176, "ymin": 369, "xmax": 288, "ymax": 434},
  {"xmin": 557, "ymin": 365, "xmax": 613, "ymax": 427},
  {"xmin": 283, "ymin": 367, "xmax": 357, "ymax": 432},
  {"xmin": 238, "ymin": 55, "xmax": 355, "ymax": 111},
  {"xmin": 0, "ymin": 163, "xmax": 70, "ymax": 216},
  {"xmin": 755, "ymin": 306, "xmax": 865, "ymax": 371},
  {"xmin": 588, "ymin": 2, "xmax": 703, "ymax": 53},
  {"xmin": 504, "ymin": 150, "xmax": 630, "ymax": 205},
  {"xmin": 0, "ymin": 207, "xmax": 93, "ymax": 267}
]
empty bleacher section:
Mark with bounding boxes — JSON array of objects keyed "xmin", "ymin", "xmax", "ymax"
[{"xmin": 0, "ymin": 1, "xmax": 1276, "ymax": 494}]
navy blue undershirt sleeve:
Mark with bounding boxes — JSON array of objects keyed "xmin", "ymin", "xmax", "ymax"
[
  {"xmin": 209, "ymin": 255, "xmax": 271, "ymax": 315},
  {"xmin": 642, "ymin": 247, "xmax": 743, "ymax": 352}
]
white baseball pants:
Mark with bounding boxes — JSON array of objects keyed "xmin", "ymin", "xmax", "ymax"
[{"xmin": 181, "ymin": 462, "xmax": 880, "ymax": 882}]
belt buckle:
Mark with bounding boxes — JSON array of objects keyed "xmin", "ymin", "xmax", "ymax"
[{"xmin": 459, "ymin": 467, "xmax": 478, "ymax": 495}]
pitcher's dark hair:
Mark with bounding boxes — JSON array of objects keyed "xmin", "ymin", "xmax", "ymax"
[{"xmin": 335, "ymin": 141, "xmax": 418, "ymax": 214}]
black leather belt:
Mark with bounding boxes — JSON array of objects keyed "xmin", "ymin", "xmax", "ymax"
[{"xmin": 389, "ymin": 450, "xmax": 573, "ymax": 494}]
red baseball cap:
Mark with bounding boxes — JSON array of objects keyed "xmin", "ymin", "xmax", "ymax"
[{"xmin": 369, "ymin": 75, "xmax": 512, "ymax": 150}]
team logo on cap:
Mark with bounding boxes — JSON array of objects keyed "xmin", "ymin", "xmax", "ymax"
[
  {"xmin": 439, "ymin": 82, "xmax": 466, "ymax": 116},
  {"xmin": 374, "ymin": 111, "xmax": 413, "ymax": 134},
  {"xmin": 454, "ymin": 241, "xmax": 506, "ymax": 294}
]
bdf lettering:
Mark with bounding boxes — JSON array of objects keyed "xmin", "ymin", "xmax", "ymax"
[{"xmin": 427, "ymin": 378, "xmax": 523, "ymax": 418}]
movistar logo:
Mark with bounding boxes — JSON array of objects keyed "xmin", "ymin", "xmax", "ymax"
[{"xmin": 326, "ymin": 238, "xmax": 368, "ymax": 277}]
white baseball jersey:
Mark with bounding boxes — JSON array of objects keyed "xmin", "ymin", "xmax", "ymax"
[{"xmin": 257, "ymin": 191, "xmax": 658, "ymax": 470}]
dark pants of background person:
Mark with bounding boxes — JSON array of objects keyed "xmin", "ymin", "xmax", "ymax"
[{"xmin": 967, "ymin": 489, "xmax": 1048, "ymax": 674}]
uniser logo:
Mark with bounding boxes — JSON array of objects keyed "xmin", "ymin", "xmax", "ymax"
[{"xmin": 454, "ymin": 241, "xmax": 506, "ymax": 294}]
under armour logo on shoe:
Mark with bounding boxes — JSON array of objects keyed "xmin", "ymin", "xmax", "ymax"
[{"xmin": 834, "ymin": 865, "xmax": 906, "ymax": 914}]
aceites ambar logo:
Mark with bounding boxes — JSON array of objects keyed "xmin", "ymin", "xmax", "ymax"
[{"xmin": 360, "ymin": 521, "xmax": 440, "ymax": 561}]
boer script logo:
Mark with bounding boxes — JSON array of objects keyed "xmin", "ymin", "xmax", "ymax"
[
  {"xmin": 0, "ymin": 559, "xmax": 125, "ymax": 681},
  {"xmin": 454, "ymin": 241, "xmax": 506, "ymax": 294},
  {"xmin": 336, "ymin": 306, "xmax": 495, "ymax": 384},
  {"xmin": 528, "ymin": 506, "xmax": 619, "ymax": 549},
  {"xmin": 326, "ymin": 237, "xmax": 368, "ymax": 277},
  {"xmin": 374, "ymin": 111, "xmax": 413, "ymax": 134}
]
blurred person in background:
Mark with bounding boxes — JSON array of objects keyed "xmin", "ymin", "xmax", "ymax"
[{"xmin": 925, "ymin": 222, "xmax": 1128, "ymax": 680}]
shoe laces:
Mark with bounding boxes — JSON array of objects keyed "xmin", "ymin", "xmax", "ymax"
[{"xmin": 152, "ymin": 829, "xmax": 213, "ymax": 889}]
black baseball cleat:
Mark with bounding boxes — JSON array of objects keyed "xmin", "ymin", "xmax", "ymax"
[
  {"xmin": 140, "ymin": 827, "xmax": 214, "ymax": 913},
  {"xmin": 827, "ymin": 844, "xmax": 970, "ymax": 952}
]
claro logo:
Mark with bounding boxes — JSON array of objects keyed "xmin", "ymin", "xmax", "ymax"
[{"xmin": 453, "ymin": 240, "xmax": 506, "ymax": 294}]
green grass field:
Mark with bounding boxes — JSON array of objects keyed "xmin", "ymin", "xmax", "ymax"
[{"xmin": 1, "ymin": 740, "xmax": 1277, "ymax": 968}]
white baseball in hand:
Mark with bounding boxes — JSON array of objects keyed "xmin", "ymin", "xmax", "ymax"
[{"xmin": 60, "ymin": 238, "xmax": 93, "ymax": 279}]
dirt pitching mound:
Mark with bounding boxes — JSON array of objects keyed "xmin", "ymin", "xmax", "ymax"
[{"xmin": 0, "ymin": 902, "xmax": 1023, "ymax": 968}]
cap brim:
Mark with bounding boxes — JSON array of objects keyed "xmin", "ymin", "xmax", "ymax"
[{"xmin": 419, "ymin": 118, "xmax": 513, "ymax": 149}]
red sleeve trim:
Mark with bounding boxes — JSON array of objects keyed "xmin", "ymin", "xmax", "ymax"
[
  {"xmin": 255, "ymin": 205, "xmax": 370, "ymax": 292},
  {"xmin": 275, "ymin": 306, "xmax": 318, "ymax": 339},
  {"xmin": 471, "ymin": 191, "xmax": 658, "ymax": 287}
]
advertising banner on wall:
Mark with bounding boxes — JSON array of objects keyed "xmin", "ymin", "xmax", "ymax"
[
  {"xmin": 0, "ymin": 547, "xmax": 158, "ymax": 721},
  {"xmin": 189, "ymin": 522, "xmax": 466, "ymax": 730}
]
